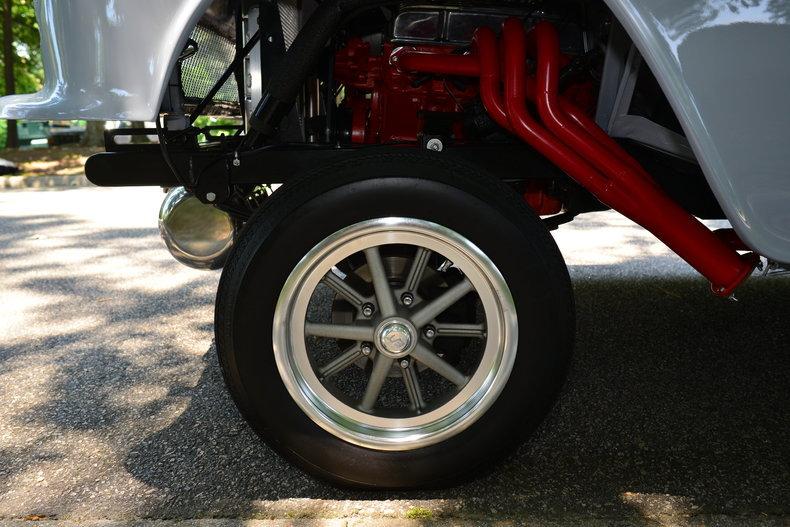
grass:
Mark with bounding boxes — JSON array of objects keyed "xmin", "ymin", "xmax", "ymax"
[
  {"xmin": 0, "ymin": 146, "xmax": 103, "ymax": 177},
  {"xmin": 405, "ymin": 506, "xmax": 436, "ymax": 520}
]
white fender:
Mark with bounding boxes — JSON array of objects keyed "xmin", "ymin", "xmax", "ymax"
[{"xmin": 0, "ymin": 0, "xmax": 213, "ymax": 121}]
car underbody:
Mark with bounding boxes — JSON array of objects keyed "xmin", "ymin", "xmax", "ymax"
[{"xmin": 86, "ymin": 0, "xmax": 775, "ymax": 292}]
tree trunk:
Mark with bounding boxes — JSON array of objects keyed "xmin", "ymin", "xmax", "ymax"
[
  {"xmin": 2, "ymin": 0, "xmax": 18, "ymax": 148},
  {"xmin": 81, "ymin": 121, "xmax": 106, "ymax": 147},
  {"xmin": 130, "ymin": 121, "xmax": 148, "ymax": 144}
]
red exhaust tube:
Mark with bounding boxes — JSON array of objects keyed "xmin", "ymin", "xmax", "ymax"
[
  {"xmin": 404, "ymin": 31, "xmax": 646, "ymax": 177},
  {"xmin": 473, "ymin": 28, "xmax": 511, "ymax": 130},
  {"xmin": 559, "ymin": 100, "xmax": 654, "ymax": 180},
  {"xmin": 513, "ymin": 19, "xmax": 757, "ymax": 295},
  {"xmin": 403, "ymin": 34, "xmax": 630, "ymax": 217},
  {"xmin": 472, "ymin": 28, "xmax": 651, "ymax": 194},
  {"xmin": 496, "ymin": 27, "xmax": 613, "ymax": 196},
  {"xmin": 395, "ymin": 21, "xmax": 758, "ymax": 295},
  {"xmin": 475, "ymin": 31, "xmax": 644, "ymax": 237}
]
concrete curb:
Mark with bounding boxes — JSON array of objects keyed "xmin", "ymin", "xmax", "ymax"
[
  {"xmin": 0, "ymin": 516, "xmax": 786, "ymax": 526},
  {"xmin": 0, "ymin": 174, "xmax": 93, "ymax": 190},
  {"xmin": 0, "ymin": 522, "xmax": 422, "ymax": 527},
  {"xmin": 0, "ymin": 522, "xmax": 473, "ymax": 527}
]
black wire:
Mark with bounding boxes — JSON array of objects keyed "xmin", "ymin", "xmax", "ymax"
[{"xmin": 155, "ymin": 117, "xmax": 191, "ymax": 189}]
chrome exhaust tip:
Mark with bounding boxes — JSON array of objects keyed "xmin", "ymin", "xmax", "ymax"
[{"xmin": 158, "ymin": 187, "xmax": 235, "ymax": 270}]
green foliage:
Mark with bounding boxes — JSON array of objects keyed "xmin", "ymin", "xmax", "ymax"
[
  {"xmin": 1, "ymin": 0, "xmax": 44, "ymax": 95},
  {"xmin": 193, "ymin": 115, "xmax": 243, "ymax": 144},
  {"xmin": 404, "ymin": 507, "xmax": 436, "ymax": 520},
  {"xmin": 193, "ymin": 116, "xmax": 242, "ymax": 129}
]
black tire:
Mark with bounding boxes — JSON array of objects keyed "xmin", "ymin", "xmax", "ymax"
[{"xmin": 215, "ymin": 151, "xmax": 574, "ymax": 489}]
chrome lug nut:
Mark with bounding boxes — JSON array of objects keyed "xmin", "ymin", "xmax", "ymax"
[
  {"xmin": 424, "ymin": 326, "xmax": 436, "ymax": 339},
  {"xmin": 361, "ymin": 344, "xmax": 373, "ymax": 356},
  {"xmin": 361, "ymin": 303, "xmax": 375, "ymax": 318},
  {"xmin": 400, "ymin": 359, "xmax": 410, "ymax": 369},
  {"xmin": 401, "ymin": 293, "xmax": 414, "ymax": 306}
]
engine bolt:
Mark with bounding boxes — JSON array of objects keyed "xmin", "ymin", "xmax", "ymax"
[
  {"xmin": 401, "ymin": 293, "xmax": 414, "ymax": 306},
  {"xmin": 361, "ymin": 303, "xmax": 375, "ymax": 318},
  {"xmin": 400, "ymin": 359, "xmax": 410, "ymax": 369},
  {"xmin": 361, "ymin": 344, "xmax": 372, "ymax": 356},
  {"xmin": 424, "ymin": 326, "xmax": 436, "ymax": 339},
  {"xmin": 426, "ymin": 138, "xmax": 444, "ymax": 152}
]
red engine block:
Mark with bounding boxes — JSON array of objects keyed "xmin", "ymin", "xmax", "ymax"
[
  {"xmin": 334, "ymin": 38, "xmax": 479, "ymax": 144},
  {"xmin": 334, "ymin": 37, "xmax": 562, "ymax": 215}
]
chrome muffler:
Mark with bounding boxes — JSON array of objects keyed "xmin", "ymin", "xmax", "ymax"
[{"xmin": 158, "ymin": 187, "xmax": 236, "ymax": 270}]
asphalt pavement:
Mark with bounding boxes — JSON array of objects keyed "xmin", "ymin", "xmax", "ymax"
[{"xmin": 0, "ymin": 187, "xmax": 787, "ymax": 526}]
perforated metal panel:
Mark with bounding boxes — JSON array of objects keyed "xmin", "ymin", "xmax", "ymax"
[
  {"xmin": 180, "ymin": 3, "xmax": 301, "ymax": 114},
  {"xmin": 181, "ymin": 24, "xmax": 239, "ymax": 105},
  {"xmin": 278, "ymin": 0, "xmax": 299, "ymax": 50}
]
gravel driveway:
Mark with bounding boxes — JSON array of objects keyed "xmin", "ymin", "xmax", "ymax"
[{"xmin": 0, "ymin": 187, "xmax": 787, "ymax": 526}]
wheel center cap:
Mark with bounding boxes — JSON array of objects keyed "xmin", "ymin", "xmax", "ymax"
[{"xmin": 375, "ymin": 319, "xmax": 416, "ymax": 358}]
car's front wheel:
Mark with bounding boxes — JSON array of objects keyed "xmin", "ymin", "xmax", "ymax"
[{"xmin": 215, "ymin": 153, "xmax": 574, "ymax": 488}]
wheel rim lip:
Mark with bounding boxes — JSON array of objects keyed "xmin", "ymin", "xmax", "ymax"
[{"xmin": 272, "ymin": 217, "xmax": 518, "ymax": 451}]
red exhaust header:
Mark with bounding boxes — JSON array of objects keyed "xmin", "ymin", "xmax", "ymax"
[{"xmin": 396, "ymin": 19, "xmax": 758, "ymax": 296}]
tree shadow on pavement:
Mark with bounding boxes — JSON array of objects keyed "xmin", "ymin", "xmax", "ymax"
[
  {"xmin": 1, "ymin": 204, "xmax": 787, "ymax": 524},
  {"xmin": 0, "ymin": 210, "xmax": 220, "ymax": 518},
  {"xmin": 122, "ymin": 274, "xmax": 790, "ymax": 522}
]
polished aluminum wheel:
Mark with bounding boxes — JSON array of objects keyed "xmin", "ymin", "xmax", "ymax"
[{"xmin": 273, "ymin": 218, "xmax": 518, "ymax": 451}]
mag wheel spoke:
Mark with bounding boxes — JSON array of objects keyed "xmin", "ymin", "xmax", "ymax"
[
  {"xmin": 434, "ymin": 323, "xmax": 487, "ymax": 339},
  {"xmin": 411, "ymin": 342, "xmax": 469, "ymax": 387},
  {"xmin": 401, "ymin": 363, "xmax": 425, "ymax": 412},
  {"xmin": 359, "ymin": 353, "xmax": 394, "ymax": 412},
  {"xmin": 410, "ymin": 277, "xmax": 474, "ymax": 328},
  {"xmin": 322, "ymin": 270, "xmax": 367, "ymax": 308},
  {"xmin": 364, "ymin": 246, "xmax": 398, "ymax": 317},
  {"xmin": 304, "ymin": 322, "xmax": 375, "ymax": 341},
  {"xmin": 404, "ymin": 247, "xmax": 431, "ymax": 293},
  {"xmin": 318, "ymin": 344, "xmax": 364, "ymax": 379}
]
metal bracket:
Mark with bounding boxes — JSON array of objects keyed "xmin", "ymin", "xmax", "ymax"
[{"xmin": 595, "ymin": 22, "xmax": 694, "ymax": 161}]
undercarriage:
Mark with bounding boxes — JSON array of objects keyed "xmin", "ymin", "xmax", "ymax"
[{"xmin": 86, "ymin": 0, "xmax": 759, "ymax": 294}]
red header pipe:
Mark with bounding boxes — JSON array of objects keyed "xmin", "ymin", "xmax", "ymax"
[
  {"xmin": 520, "ymin": 20, "xmax": 756, "ymax": 294},
  {"xmin": 559, "ymin": 100, "xmax": 652, "ymax": 179},
  {"xmin": 499, "ymin": 22, "xmax": 625, "ymax": 204},
  {"xmin": 473, "ymin": 28, "xmax": 511, "ymax": 130},
  {"xmin": 405, "ymin": 31, "xmax": 648, "ymax": 179},
  {"xmin": 394, "ymin": 20, "xmax": 758, "ymax": 295}
]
